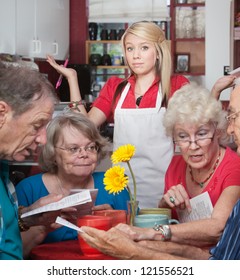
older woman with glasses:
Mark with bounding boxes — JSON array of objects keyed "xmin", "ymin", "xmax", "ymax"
[
  {"xmin": 15, "ymin": 111, "xmax": 130, "ymax": 258},
  {"xmin": 155, "ymin": 82, "xmax": 240, "ymax": 247}
]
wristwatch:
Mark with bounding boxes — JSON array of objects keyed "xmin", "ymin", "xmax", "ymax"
[{"xmin": 153, "ymin": 224, "xmax": 172, "ymax": 241}]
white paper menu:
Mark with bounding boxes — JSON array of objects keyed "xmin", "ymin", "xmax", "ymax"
[
  {"xmin": 176, "ymin": 192, "xmax": 213, "ymax": 223},
  {"xmin": 55, "ymin": 216, "xmax": 84, "ymax": 233},
  {"xmin": 21, "ymin": 190, "xmax": 92, "ymax": 218}
]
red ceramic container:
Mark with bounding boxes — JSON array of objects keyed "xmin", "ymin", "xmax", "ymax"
[
  {"xmin": 77, "ymin": 215, "xmax": 112, "ymax": 256},
  {"xmin": 92, "ymin": 209, "xmax": 127, "ymax": 227}
]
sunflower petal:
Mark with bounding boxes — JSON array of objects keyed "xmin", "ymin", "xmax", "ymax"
[
  {"xmin": 103, "ymin": 165, "xmax": 129, "ymax": 195},
  {"xmin": 111, "ymin": 144, "xmax": 136, "ymax": 164}
]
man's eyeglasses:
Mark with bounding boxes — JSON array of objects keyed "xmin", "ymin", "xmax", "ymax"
[
  {"xmin": 55, "ymin": 144, "xmax": 99, "ymax": 156},
  {"xmin": 173, "ymin": 133, "xmax": 215, "ymax": 149},
  {"xmin": 225, "ymin": 110, "xmax": 240, "ymax": 125}
]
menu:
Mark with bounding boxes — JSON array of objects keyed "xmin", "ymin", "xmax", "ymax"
[
  {"xmin": 176, "ymin": 192, "xmax": 213, "ymax": 223},
  {"xmin": 70, "ymin": 189, "xmax": 98, "ymax": 216},
  {"xmin": 21, "ymin": 190, "xmax": 92, "ymax": 218}
]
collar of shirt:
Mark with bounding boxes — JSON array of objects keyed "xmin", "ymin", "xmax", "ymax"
[{"xmin": 123, "ymin": 75, "xmax": 160, "ymax": 108}]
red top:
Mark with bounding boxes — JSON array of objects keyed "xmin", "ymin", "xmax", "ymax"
[
  {"xmin": 165, "ymin": 147, "xmax": 240, "ymax": 219},
  {"xmin": 93, "ymin": 74, "xmax": 189, "ymax": 122}
]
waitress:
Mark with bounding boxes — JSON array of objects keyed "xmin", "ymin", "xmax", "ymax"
[{"xmin": 47, "ymin": 21, "xmax": 188, "ymax": 208}]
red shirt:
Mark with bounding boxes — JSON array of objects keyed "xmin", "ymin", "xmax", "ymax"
[
  {"xmin": 165, "ymin": 147, "xmax": 240, "ymax": 219},
  {"xmin": 93, "ymin": 75, "xmax": 189, "ymax": 122}
]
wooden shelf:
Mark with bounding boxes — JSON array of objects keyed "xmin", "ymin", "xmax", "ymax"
[
  {"xmin": 93, "ymin": 65, "xmax": 128, "ymax": 69},
  {"xmin": 175, "ymin": 38, "xmax": 205, "ymax": 42},
  {"xmin": 85, "ymin": 38, "xmax": 129, "ymax": 79},
  {"xmin": 170, "ymin": 0, "xmax": 205, "ymax": 76}
]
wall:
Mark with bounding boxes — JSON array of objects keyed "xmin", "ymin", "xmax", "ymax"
[
  {"xmin": 70, "ymin": 0, "xmax": 88, "ymax": 64},
  {"xmin": 205, "ymin": 0, "xmax": 232, "ymax": 99},
  {"xmin": 36, "ymin": 0, "xmax": 88, "ymax": 89}
]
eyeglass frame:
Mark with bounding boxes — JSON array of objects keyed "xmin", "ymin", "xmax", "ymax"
[
  {"xmin": 173, "ymin": 131, "xmax": 215, "ymax": 149},
  {"xmin": 225, "ymin": 110, "xmax": 240, "ymax": 125},
  {"xmin": 55, "ymin": 144, "xmax": 99, "ymax": 156}
]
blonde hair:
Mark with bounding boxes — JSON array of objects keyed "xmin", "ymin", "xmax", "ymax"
[{"xmin": 121, "ymin": 21, "xmax": 172, "ymax": 101}]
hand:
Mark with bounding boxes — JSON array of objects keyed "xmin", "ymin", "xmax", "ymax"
[
  {"xmin": 59, "ymin": 207, "xmax": 78, "ymax": 225},
  {"xmin": 21, "ymin": 193, "xmax": 64, "ymax": 228},
  {"xmin": 115, "ymin": 223, "xmax": 156, "ymax": 241},
  {"xmin": 160, "ymin": 184, "xmax": 191, "ymax": 212},
  {"xmin": 46, "ymin": 54, "xmax": 77, "ymax": 80},
  {"xmin": 79, "ymin": 226, "xmax": 140, "ymax": 259},
  {"xmin": 211, "ymin": 75, "xmax": 236, "ymax": 99},
  {"xmin": 92, "ymin": 204, "xmax": 113, "ymax": 211}
]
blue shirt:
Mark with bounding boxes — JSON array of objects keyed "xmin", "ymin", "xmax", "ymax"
[
  {"xmin": 0, "ymin": 161, "xmax": 22, "ymax": 260},
  {"xmin": 209, "ymin": 199, "xmax": 240, "ymax": 260},
  {"xmin": 16, "ymin": 172, "xmax": 130, "ymax": 243}
]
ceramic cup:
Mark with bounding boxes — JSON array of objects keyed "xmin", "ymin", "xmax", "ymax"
[
  {"xmin": 77, "ymin": 215, "xmax": 112, "ymax": 255},
  {"xmin": 92, "ymin": 209, "xmax": 127, "ymax": 227},
  {"xmin": 133, "ymin": 214, "xmax": 179, "ymax": 228},
  {"xmin": 138, "ymin": 208, "xmax": 172, "ymax": 219}
]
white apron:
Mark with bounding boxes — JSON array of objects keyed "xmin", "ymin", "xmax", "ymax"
[{"xmin": 113, "ymin": 83, "xmax": 173, "ymax": 208}]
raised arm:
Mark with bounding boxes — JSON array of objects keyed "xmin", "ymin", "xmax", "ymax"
[
  {"xmin": 46, "ymin": 55, "xmax": 106, "ymax": 127},
  {"xmin": 211, "ymin": 75, "xmax": 236, "ymax": 100}
]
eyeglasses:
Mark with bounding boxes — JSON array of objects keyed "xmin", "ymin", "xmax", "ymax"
[
  {"xmin": 55, "ymin": 144, "xmax": 99, "ymax": 156},
  {"xmin": 225, "ymin": 110, "xmax": 240, "ymax": 125},
  {"xmin": 173, "ymin": 133, "xmax": 215, "ymax": 149}
]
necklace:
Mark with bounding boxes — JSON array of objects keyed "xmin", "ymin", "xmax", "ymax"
[
  {"xmin": 189, "ymin": 149, "xmax": 221, "ymax": 188},
  {"xmin": 136, "ymin": 96, "xmax": 143, "ymax": 106}
]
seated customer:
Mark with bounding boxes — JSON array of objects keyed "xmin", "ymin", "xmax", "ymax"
[
  {"xmin": 78, "ymin": 83, "xmax": 240, "ymax": 259},
  {"xmin": 16, "ymin": 111, "xmax": 130, "ymax": 258},
  {"xmin": 158, "ymin": 82, "xmax": 240, "ymax": 247}
]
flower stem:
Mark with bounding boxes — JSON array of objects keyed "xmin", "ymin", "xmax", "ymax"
[
  {"xmin": 126, "ymin": 185, "xmax": 133, "ymax": 202},
  {"xmin": 127, "ymin": 161, "xmax": 136, "ymax": 202}
]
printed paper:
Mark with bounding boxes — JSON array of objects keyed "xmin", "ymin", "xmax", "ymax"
[{"xmin": 176, "ymin": 192, "xmax": 213, "ymax": 223}]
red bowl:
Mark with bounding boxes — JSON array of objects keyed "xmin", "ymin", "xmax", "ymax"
[
  {"xmin": 92, "ymin": 210, "xmax": 127, "ymax": 227},
  {"xmin": 77, "ymin": 215, "xmax": 112, "ymax": 256}
]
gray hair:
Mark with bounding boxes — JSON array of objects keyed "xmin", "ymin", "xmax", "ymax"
[
  {"xmin": 0, "ymin": 62, "xmax": 58, "ymax": 116},
  {"xmin": 163, "ymin": 83, "xmax": 229, "ymax": 146},
  {"xmin": 38, "ymin": 111, "xmax": 110, "ymax": 173}
]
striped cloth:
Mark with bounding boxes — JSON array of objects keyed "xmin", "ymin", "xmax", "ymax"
[{"xmin": 209, "ymin": 199, "xmax": 240, "ymax": 260}]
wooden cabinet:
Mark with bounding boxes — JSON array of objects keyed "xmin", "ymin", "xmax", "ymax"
[
  {"xmin": 170, "ymin": 0, "xmax": 205, "ymax": 75},
  {"xmin": 0, "ymin": 0, "xmax": 69, "ymax": 60},
  {"xmin": 85, "ymin": 40, "xmax": 129, "ymax": 82}
]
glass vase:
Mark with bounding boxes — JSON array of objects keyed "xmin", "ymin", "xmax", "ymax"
[{"xmin": 127, "ymin": 200, "xmax": 139, "ymax": 226}]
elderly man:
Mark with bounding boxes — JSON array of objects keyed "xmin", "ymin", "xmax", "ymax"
[
  {"xmin": 0, "ymin": 62, "xmax": 65, "ymax": 260},
  {"xmin": 79, "ymin": 84, "xmax": 240, "ymax": 260},
  {"xmin": 226, "ymin": 85, "xmax": 240, "ymax": 155}
]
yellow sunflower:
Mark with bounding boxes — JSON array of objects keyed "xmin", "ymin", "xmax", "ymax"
[
  {"xmin": 104, "ymin": 165, "xmax": 129, "ymax": 195},
  {"xmin": 111, "ymin": 144, "xmax": 136, "ymax": 164}
]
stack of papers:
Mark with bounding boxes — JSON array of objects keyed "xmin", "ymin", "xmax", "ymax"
[{"xmin": 21, "ymin": 190, "xmax": 92, "ymax": 218}]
